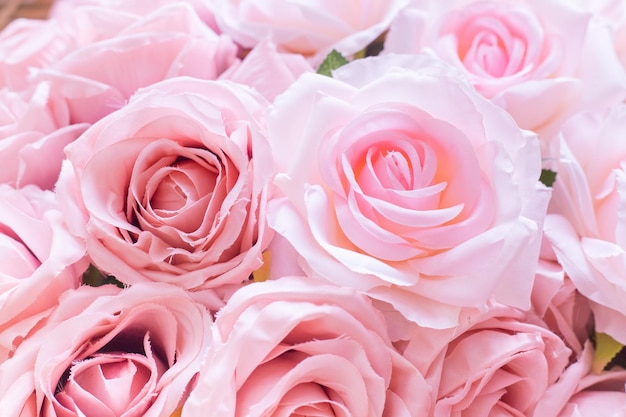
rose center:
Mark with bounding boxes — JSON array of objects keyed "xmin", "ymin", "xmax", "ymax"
[
  {"xmin": 150, "ymin": 173, "xmax": 190, "ymax": 212},
  {"xmin": 56, "ymin": 354, "xmax": 154, "ymax": 416},
  {"xmin": 148, "ymin": 158, "xmax": 217, "ymax": 215},
  {"xmin": 455, "ymin": 14, "xmax": 528, "ymax": 78},
  {"xmin": 469, "ymin": 32, "xmax": 508, "ymax": 77},
  {"xmin": 378, "ymin": 149, "xmax": 413, "ymax": 190},
  {"xmin": 54, "ymin": 332, "xmax": 167, "ymax": 417}
]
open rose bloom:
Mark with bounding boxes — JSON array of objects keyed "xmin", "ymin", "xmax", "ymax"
[
  {"xmin": 268, "ymin": 54, "xmax": 549, "ymax": 328},
  {"xmin": 36, "ymin": 2, "xmax": 238, "ymax": 125},
  {"xmin": 182, "ymin": 276, "xmax": 431, "ymax": 417},
  {"xmin": 0, "ymin": 283, "xmax": 214, "ymax": 416},
  {"xmin": 397, "ymin": 303, "xmax": 574, "ymax": 417},
  {"xmin": 2, "ymin": 0, "xmax": 626, "ymax": 416},
  {"xmin": 384, "ymin": 0, "xmax": 626, "ymax": 144},
  {"xmin": 213, "ymin": 0, "xmax": 410, "ymax": 64},
  {"xmin": 0, "ymin": 184, "xmax": 86, "ymax": 362},
  {"xmin": 545, "ymin": 104, "xmax": 626, "ymax": 344},
  {"xmin": 57, "ymin": 77, "xmax": 274, "ymax": 291}
]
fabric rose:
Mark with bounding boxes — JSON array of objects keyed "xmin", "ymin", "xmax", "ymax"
[
  {"xmin": 181, "ymin": 275, "xmax": 430, "ymax": 417},
  {"xmin": 533, "ymin": 340, "xmax": 626, "ymax": 417},
  {"xmin": 532, "ymin": 271, "xmax": 593, "ymax": 358},
  {"xmin": 384, "ymin": 0, "xmax": 626, "ymax": 144},
  {"xmin": 544, "ymin": 103, "xmax": 626, "ymax": 344},
  {"xmin": 0, "ymin": 184, "xmax": 86, "ymax": 363},
  {"xmin": 0, "ymin": 83, "xmax": 88, "ymax": 189},
  {"xmin": 213, "ymin": 0, "xmax": 409, "ymax": 65},
  {"xmin": 558, "ymin": 392, "xmax": 626, "ymax": 417},
  {"xmin": 531, "ymin": 241, "xmax": 593, "ymax": 357},
  {"xmin": 398, "ymin": 303, "xmax": 572, "ymax": 417},
  {"xmin": 0, "ymin": 17, "xmax": 74, "ymax": 92},
  {"xmin": 219, "ymin": 39, "xmax": 314, "ymax": 102},
  {"xmin": 562, "ymin": 0, "xmax": 626, "ymax": 70},
  {"xmin": 37, "ymin": 2, "xmax": 238, "ymax": 124},
  {"xmin": 585, "ymin": 0, "xmax": 626, "ymax": 74},
  {"xmin": 56, "ymin": 76, "xmax": 273, "ymax": 291},
  {"xmin": 49, "ymin": 0, "xmax": 220, "ymax": 32},
  {"xmin": 267, "ymin": 53, "xmax": 549, "ymax": 328},
  {"xmin": 0, "ymin": 282, "xmax": 214, "ymax": 416}
]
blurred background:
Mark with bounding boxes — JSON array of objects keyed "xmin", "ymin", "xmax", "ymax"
[{"xmin": 1, "ymin": 0, "xmax": 53, "ymax": 29}]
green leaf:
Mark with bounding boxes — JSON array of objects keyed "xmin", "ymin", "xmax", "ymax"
[
  {"xmin": 82, "ymin": 264, "xmax": 125, "ymax": 288},
  {"xmin": 593, "ymin": 332, "xmax": 624, "ymax": 373},
  {"xmin": 539, "ymin": 169, "xmax": 557, "ymax": 187},
  {"xmin": 317, "ymin": 49, "xmax": 349, "ymax": 77}
]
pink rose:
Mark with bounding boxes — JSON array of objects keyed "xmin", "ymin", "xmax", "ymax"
[
  {"xmin": 49, "ymin": 0, "xmax": 220, "ymax": 33},
  {"xmin": 538, "ymin": 344, "xmax": 626, "ymax": 417},
  {"xmin": 0, "ymin": 18, "xmax": 74, "ymax": 91},
  {"xmin": 399, "ymin": 304, "xmax": 572, "ymax": 417},
  {"xmin": 563, "ymin": 0, "xmax": 626, "ymax": 71},
  {"xmin": 0, "ymin": 184, "xmax": 86, "ymax": 363},
  {"xmin": 37, "ymin": 2, "xmax": 238, "ymax": 124},
  {"xmin": 544, "ymin": 104, "xmax": 626, "ymax": 344},
  {"xmin": 56, "ymin": 77, "xmax": 274, "ymax": 291},
  {"xmin": 0, "ymin": 282, "xmax": 214, "ymax": 417},
  {"xmin": 219, "ymin": 39, "xmax": 314, "ymax": 102},
  {"xmin": 531, "ymin": 241, "xmax": 593, "ymax": 356},
  {"xmin": 583, "ymin": 0, "xmax": 626, "ymax": 77},
  {"xmin": 384, "ymin": 0, "xmax": 626, "ymax": 143},
  {"xmin": 530, "ymin": 327, "xmax": 626, "ymax": 417},
  {"xmin": 558, "ymin": 392, "xmax": 626, "ymax": 417},
  {"xmin": 182, "ymin": 276, "xmax": 430, "ymax": 417},
  {"xmin": 267, "ymin": 53, "xmax": 549, "ymax": 328},
  {"xmin": 0, "ymin": 83, "xmax": 88, "ymax": 189},
  {"xmin": 214, "ymin": 0, "xmax": 409, "ymax": 64}
]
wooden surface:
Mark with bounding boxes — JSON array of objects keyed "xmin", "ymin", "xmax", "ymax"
[{"xmin": 0, "ymin": 0, "xmax": 54, "ymax": 29}]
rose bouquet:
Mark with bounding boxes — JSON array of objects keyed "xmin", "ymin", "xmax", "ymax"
[{"xmin": 1, "ymin": 0, "xmax": 626, "ymax": 416}]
